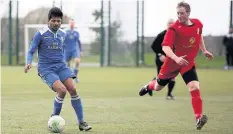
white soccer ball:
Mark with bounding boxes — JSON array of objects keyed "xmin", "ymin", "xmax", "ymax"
[{"xmin": 48, "ymin": 115, "xmax": 66, "ymax": 133}]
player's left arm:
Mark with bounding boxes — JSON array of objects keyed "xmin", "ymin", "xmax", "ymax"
[
  {"xmin": 77, "ymin": 39, "xmax": 82, "ymax": 52},
  {"xmin": 76, "ymin": 31, "xmax": 82, "ymax": 55},
  {"xmin": 200, "ymin": 35, "xmax": 214, "ymax": 60},
  {"xmin": 199, "ymin": 35, "xmax": 207, "ymax": 52},
  {"xmin": 197, "ymin": 20, "xmax": 214, "ymax": 60}
]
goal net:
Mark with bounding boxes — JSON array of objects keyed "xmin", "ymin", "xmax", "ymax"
[{"xmin": 24, "ymin": 24, "xmax": 108, "ymax": 67}]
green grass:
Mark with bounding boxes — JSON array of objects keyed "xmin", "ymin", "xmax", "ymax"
[
  {"xmin": 1, "ymin": 55, "xmax": 25, "ymax": 65},
  {"xmin": 2, "ymin": 67, "xmax": 233, "ymax": 134}
]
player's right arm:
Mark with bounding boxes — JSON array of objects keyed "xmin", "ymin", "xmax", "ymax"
[
  {"xmin": 76, "ymin": 31, "xmax": 83, "ymax": 56},
  {"xmin": 24, "ymin": 31, "xmax": 41, "ymax": 73},
  {"xmin": 162, "ymin": 28, "xmax": 189, "ymax": 66}
]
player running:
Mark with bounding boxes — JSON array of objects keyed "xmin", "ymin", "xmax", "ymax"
[
  {"xmin": 139, "ymin": 2, "xmax": 213, "ymax": 130},
  {"xmin": 24, "ymin": 7, "xmax": 91, "ymax": 131},
  {"xmin": 64, "ymin": 19, "xmax": 82, "ymax": 83}
]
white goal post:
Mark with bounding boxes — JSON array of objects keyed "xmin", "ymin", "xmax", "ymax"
[{"xmin": 24, "ymin": 24, "xmax": 107, "ymax": 67}]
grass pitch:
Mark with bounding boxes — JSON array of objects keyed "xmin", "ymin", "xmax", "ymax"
[{"xmin": 2, "ymin": 67, "xmax": 233, "ymax": 134}]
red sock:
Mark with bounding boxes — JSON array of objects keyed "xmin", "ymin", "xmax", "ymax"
[
  {"xmin": 190, "ymin": 90, "xmax": 202, "ymax": 120},
  {"xmin": 148, "ymin": 80, "xmax": 157, "ymax": 90}
]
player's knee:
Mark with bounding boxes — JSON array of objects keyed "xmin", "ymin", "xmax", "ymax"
[
  {"xmin": 56, "ymin": 86, "xmax": 67, "ymax": 96},
  {"xmin": 67, "ymin": 86, "xmax": 77, "ymax": 96},
  {"xmin": 155, "ymin": 78, "xmax": 169, "ymax": 91},
  {"xmin": 187, "ymin": 81, "xmax": 200, "ymax": 91},
  {"xmin": 154, "ymin": 84, "xmax": 164, "ymax": 91},
  {"xmin": 75, "ymin": 58, "xmax": 80, "ymax": 65}
]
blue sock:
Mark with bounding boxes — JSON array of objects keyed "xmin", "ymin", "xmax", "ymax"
[
  {"xmin": 71, "ymin": 95, "xmax": 84, "ymax": 124},
  {"xmin": 53, "ymin": 96, "xmax": 64, "ymax": 115}
]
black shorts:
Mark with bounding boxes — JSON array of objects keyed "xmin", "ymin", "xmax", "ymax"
[{"xmin": 157, "ymin": 66, "xmax": 199, "ymax": 86}]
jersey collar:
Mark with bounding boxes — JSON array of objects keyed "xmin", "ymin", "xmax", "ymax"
[{"xmin": 48, "ymin": 26, "xmax": 58, "ymax": 38}]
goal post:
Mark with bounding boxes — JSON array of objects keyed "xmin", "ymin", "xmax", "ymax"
[{"xmin": 24, "ymin": 24, "xmax": 108, "ymax": 67}]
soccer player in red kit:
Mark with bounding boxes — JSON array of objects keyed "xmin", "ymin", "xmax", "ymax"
[{"xmin": 139, "ymin": 2, "xmax": 214, "ymax": 130}]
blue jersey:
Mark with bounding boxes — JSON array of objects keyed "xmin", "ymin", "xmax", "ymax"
[
  {"xmin": 27, "ymin": 26, "xmax": 66, "ymax": 73},
  {"xmin": 64, "ymin": 29, "xmax": 82, "ymax": 52}
]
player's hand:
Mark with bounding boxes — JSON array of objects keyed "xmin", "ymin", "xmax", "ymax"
[
  {"xmin": 24, "ymin": 64, "xmax": 32, "ymax": 73},
  {"xmin": 175, "ymin": 55, "xmax": 189, "ymax": 66},
  {"xmin": 203, "ymin": 50, "xmax": 214, "ymax": 60},
  {"xmin": 159, "ymin": 55, "xmax": 166, "ymax": 62},
  {"xmin": 80, "ymin": 52, "xmax": 83, "ymax": 57}
]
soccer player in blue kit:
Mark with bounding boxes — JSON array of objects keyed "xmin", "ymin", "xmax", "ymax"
[
  {"xmin": 24, "ymin": 7, "xmax": 92, "ymax": 131},
  {"xmin": 64, "ymin": 19, "xmax": 82, "ymax": 83}
]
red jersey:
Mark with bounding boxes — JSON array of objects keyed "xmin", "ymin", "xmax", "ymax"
[{"xmin": 162, "ymin": 18, "xmax": 203, "ymax": 62}]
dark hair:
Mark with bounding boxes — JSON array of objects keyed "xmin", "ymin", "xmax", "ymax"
[
  {"xmin": 177, "ymin": 1, "xmax": 191, "ymax": 13},
  {"xmin": 48, "ymin": 7, "xmax": 63, "ymax": 20}
]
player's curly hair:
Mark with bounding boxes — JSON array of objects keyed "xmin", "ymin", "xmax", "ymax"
[
  {"xmin": 48, "ymin": 7, "xmax": 63, "ymax": 20},
  {"xmin": 177, "ymin": 1, "xmax": 191, "ymax": 13}
]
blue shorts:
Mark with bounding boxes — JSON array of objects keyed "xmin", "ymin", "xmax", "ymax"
[
  {"xmin": 38, "ymin": 63, "xmax": 76, "ymax": 91},
  {"xmin": 64, "ymin": 50, "xmax": 80, "ymax": 62}
]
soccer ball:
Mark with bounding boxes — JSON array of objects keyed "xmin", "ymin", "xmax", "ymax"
[{"xmin": 48, "ymin": 115, "xmax": 65, "ymax": 133}]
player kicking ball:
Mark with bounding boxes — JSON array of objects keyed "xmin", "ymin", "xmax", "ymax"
[
  {"xmin": 139, "ymin": 2, "xmax": 213, "ymax": 130},
  {"xmin": 64, "ymin": 19, "xmax": 82, "ymax": 83},
  {"xmin": 24, "ymin": 7, "xmax": 91, "ymax": 131}
]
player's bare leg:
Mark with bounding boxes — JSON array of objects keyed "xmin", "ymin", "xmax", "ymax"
[
  {"xmin": 51, "ymin": 80, "xmax": 67, "ymax": 117},
  {"xmin": 63, "ymin": 78, "xmax": 92, "ymax": 131},
  {"xmin": 139, "ymin": 78, "xmax": 165, "ymax": 96},
  {"xmin": 74, "ymin": 58, "xmax": 81, "ymax": 83},
  {"xmin": 148, "ymin": 77, "xmax": 156, "ymax": 96},
  {"xmin": 187, "ymin": 81, "xmax": 208, "ymax": 130}
]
